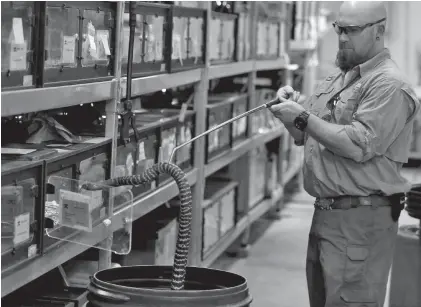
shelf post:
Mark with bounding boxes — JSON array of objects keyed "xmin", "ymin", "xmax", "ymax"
[
  {"xmin": 190, "ymin": 1, "xmax": 211, "ymax": 267},
  {"xmin": 98, "ymin": 1, "xmax": 125, "ymax": 270}
]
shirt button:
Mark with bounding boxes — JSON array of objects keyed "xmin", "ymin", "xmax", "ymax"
[{"xmin": 310, "ymin": 147, "xmax": 313, "ymax": 153}]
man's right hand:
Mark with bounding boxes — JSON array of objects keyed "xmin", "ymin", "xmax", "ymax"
[{"xmin": 277, "ymin": 85, "xmax": 299, "ymax": 104}]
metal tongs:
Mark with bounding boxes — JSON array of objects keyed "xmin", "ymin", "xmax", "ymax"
[{"xmin": 168, "ymin": 90, "xmax": 301, "ymax": 164}]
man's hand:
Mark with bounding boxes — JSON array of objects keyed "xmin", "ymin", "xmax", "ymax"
[{"xmin": 269, "ymin": 100, "xmax": 306, "ymax": 126}]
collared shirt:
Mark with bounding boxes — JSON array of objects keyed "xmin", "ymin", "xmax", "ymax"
[{"xmin": 301, "ymin": 49, "xmax": 420, "ymax": 198}]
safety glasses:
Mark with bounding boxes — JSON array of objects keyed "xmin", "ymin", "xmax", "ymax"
[{"xmin": 332, "ymin": 18, "xmax": 386, "ymax": 35}]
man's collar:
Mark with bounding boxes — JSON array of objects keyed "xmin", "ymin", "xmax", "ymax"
[{"xmin": 358, "ymin": 48, "xmax": 391, "ymax": 77}]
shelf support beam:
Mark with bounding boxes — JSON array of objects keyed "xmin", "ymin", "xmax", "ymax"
[{"xmin": 189, "ymin": 1, "xmax": 212, "ymax": 267}]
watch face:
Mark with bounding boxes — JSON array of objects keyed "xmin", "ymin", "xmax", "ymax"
[{"xmin": 294, "ymin": 116, "xmax": 307, "ymax": 130}]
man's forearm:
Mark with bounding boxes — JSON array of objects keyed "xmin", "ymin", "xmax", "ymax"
[{"xmin": 306, "ymin": 114, "xmax": 364, "ymax": 161}]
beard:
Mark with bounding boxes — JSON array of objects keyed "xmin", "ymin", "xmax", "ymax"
[{"xmin": 335, "ymin": 48, "xmax": 359, "ymax": 72}]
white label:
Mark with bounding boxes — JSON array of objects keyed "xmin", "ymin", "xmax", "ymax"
[
  {"xmin": 12, "ymin": 18, "xmax": 25, "ymax": 44},
  {"xmin": 138, "ymin": 142, "xmax": 146, "ymax": 161},
  {"xmin": 82, "ymin": 190, "xmax": 103, "ymax": 210},
  {"xmin": 23, "ymin": 75, "xmax": 32, "ymax": 86},
  {"xmin": 28, "ymin": 244, "xmax": 37, "ymax": 258},
  {"xmin": 178, "ymin": 103, "xmax": 188, "ymax": 123},
  {"xmin": 62, "ymin": 35, "xmax": 76, "ymax": 64},
  {"xmin": 10, "ymin": 42, "xmax": 27, "ymax": 71},
  {"xmin": 160, "ymin": 63, "xmax": 165, "ymax": 71},
  {"xmin": 13, "ymin": 213, "xmax": 30, "ymax": 246},
  {"xmin": 59, "ymin": 190, "xmax": 93, "ymax": 232},
  {"xmin": 99, "ymin": 33, "xmax": 111, "ymax": 56}
]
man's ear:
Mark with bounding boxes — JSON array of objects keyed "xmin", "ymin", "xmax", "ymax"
[{"xmin": 377, "ymin": 24, "xmax": 386, "ymax": 37}]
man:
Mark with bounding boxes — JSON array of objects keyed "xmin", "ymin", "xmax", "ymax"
[{"xmin": 270, "ymin": 2, "xmax": 420, "ymax": 307}]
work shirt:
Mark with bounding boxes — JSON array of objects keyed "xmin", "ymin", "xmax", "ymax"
[{"xmin": 301, "ymin": 48, "xmax": 420, "ymax": 198}]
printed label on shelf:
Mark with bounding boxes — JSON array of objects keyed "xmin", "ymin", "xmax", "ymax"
[
  {"xmin": 99, "ymin": 33, "xmax": 111, "ymax": 56},
  {"xmin": 62, "ymin": 35, "xmax": 76, "ymax": 64},
  {"xmin": 59, "ymin": 190, "xmax": 93, "ymax": 232},
  {"xmin": 13, "ymin": 212, "xmax": 30, "ymax": 246},
  {"xmin": 138, "ymin": 142, "xmax": 146, "ymax": 161},
  {"xmin": 28, "ymin": 244, "xmax": 37, "ymax": 258},
  {"xmin": 82, "ymin": 190, "xmax": 103, "ymax": 210},
  {"xmin": 178, "ymin": 103, "xmax": 188, "ymax": 122},
  {"xmin": 10, "ymin": 42, "xmax": 27, "ymax": 71},
  {"xmin": 23, "ymin": 75, "xmax": 33, "ymax": 86},
  {"xmin": 12, "ymin": 18, "xmax": 25, "ymax": 44}
]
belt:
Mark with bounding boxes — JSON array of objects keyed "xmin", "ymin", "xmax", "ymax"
[{"xmin": 314, "ymin": 195, "xmax": 391, "ymax": 210}]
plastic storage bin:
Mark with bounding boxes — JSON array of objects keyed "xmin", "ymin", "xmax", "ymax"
[
  {"xmin": 122, "ymin": 2, "xmax": 171, "ymax": 77},
  {"xmin": 43, "ymin": 2, "xmax": 116, "ymax": 87},
  {"xmin": 170, "ymin": 6, "xmax": 206, "ymax": 72},
  {"xmin": 256, "ymin": 17, "xmax": 280, "ymax": 60},
  {"xmin": 234, "ymin": 2, "xmax": 251, "ymax": 61},
  {"xmin": 1, "ymin": 1, "xmax": 38, "ymax": 90},
  {"xmin": 209, "ymin": 11, "xmax": 237, "ymax": 64},
  {"xmin": 202, "ymin": 178, "xmax": 238, "ymax": 259},
  {"xmin": 1, "ymin": 160, "xmax": 44, "ymax": 275},
  {"xmin": 42, "ymin": 139, "xmax": 112, "ymax": 251},
  {"xmin": 206, "ymin": 95, "xmax": 233, "ymax": 162},
  {"xmin": 231, "ymin": 93, "xmax": 249, "ymax": 145},
  {"xmin": 116, "ymin": 123, "xmax": 158, "ymax": 203},
  {"xmin": 249, "ymin": 146, "xmax": 268, "ymax": 208}
]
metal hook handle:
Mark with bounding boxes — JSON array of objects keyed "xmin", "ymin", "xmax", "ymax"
[{"xmin": 168, "ymin": 91, "xmax": 300, "ymax": 164}]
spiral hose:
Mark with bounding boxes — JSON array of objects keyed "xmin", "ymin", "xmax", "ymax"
[{"xmin": 83, "ymin": 162, "xmax": 192, "ymax": 290}]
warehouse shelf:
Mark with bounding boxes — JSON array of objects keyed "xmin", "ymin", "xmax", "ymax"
[
  {"xmin": 209, "ymin": 61, "xmax": 254, "ymax": 80},
  {"xmin": 1, "ymin": 168, "xmax": 198, "ymax": 298},
  {"xmin": 1, "ymin": 80, "xmax": 116, "ymax": 117},
  {"xmin": 1, "ymin": 1, "xmax": 311, "ymax": 298},
  {"xmin": 255, "ymin": 57, "xmax": 289, "ymax": 71},
  {"xmin": 122, "ymin": 69, "xmax": 203, "ymax": 98},
  {"xmin": 202, "ymin": 154, "xmax": 304, "ymax": 268},
  {"xmin": 204, "ymin": 128, "xmax": 285, "ymax": 177},
  {"xmin": 201, "ymin": 215, "xmax": 249, "ymax": 268}
]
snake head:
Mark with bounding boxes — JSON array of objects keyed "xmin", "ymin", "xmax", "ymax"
[{"xmin": 80, "ymin": 182, "xmax": 105, "ymax": 191}]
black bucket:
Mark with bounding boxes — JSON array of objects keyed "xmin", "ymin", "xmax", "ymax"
[{"xmin": 88, "ymin": 265, "xmax": 252, "ymax": 306}]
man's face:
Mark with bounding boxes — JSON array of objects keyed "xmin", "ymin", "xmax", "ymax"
[{"xmin": 334, "ymin": 21, "xmax": 377, "ymax": 71}]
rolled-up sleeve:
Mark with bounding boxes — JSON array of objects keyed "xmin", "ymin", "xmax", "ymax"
[{"xmin": 345, "ymin": 79, "xmax": 415, "ymax": 162}]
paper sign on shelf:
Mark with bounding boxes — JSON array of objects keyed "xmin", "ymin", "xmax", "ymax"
[
  {"xmin": 59, "ymin": 190, "xmax": 93, "ymax": 232},
  {"xmin": 13, "ymin": 212, "xmax": 30, "ymax": 246},
  {"xmin": 138, "ymin": 142, "xmax": 146, "ymax": 161},
  {"xmin": 88, "ymin": 35, "xmax": 97, "ymax": 51},
  {"xmin": 62, "ymin": 35, "xmax": 76, "ymax": 63},
  {"xmin": 99, "ymin": 33, "xmax": 111, "ymax": 56},
  {"xmin": 12, "ymin": 18, "xmax": 25, "ymax": 44},
  {"xmin": 10, "ymin": 42, "xmax": 27, "ymax": 71}
]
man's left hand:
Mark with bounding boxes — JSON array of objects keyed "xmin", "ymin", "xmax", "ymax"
[{"xmin": 269, "ymin": 100, "xmax": 306, "ymax": 126}]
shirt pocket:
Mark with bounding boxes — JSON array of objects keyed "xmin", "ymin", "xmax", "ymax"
[
  {"xmin": 311, "ymin": 85, "xmax": 335, "ymax": 117},
  {"xmin": 336, "ymin": 90, "xmax": 360, "ymax": 125}
]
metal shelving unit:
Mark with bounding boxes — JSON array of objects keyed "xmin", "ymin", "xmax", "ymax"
[{"xmin": 1, "ymin": 1, "xmax": 311, "ymax": 297}]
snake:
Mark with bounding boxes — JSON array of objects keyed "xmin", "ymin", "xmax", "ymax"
[{"xmin": 82, "ymin": 162, "xmax": 192, "ymax": 291}]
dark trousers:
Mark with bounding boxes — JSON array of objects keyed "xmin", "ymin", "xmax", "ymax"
[{"xmin": 306, "ymin": 203, "xmax": 398, "ymax": 307}]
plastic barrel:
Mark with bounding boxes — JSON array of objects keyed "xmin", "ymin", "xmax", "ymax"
[
  {"xmin": 389, "ymin": 224, "xmax": 421, "ymax": 307},
  {"xmin": 87, "ymin": 265, "xmax": 252, "ymax": 307}
]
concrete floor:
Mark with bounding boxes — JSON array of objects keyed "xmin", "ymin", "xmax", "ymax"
[{"xmin": 212, "ymin": 167, "xmax": 421, "ymax": 307}]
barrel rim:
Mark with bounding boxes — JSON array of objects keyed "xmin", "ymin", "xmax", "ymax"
[{"xmin": 91, "ymin": 265, "xmax": 250, "ymax": 298}]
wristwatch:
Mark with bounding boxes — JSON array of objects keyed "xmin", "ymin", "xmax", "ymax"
[{"xmin": 294, "ymin": 111, "xmax": 310, "ymax": 131}]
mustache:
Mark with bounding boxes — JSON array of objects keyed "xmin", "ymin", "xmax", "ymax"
[{"xmin": 339, "ymin": 43, "xmax": 353, "ymax": 50}]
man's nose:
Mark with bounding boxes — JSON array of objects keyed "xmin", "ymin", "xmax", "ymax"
[{"xmin": 339, "ymin": 32, "xmax": 349, "ymax": 43}]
